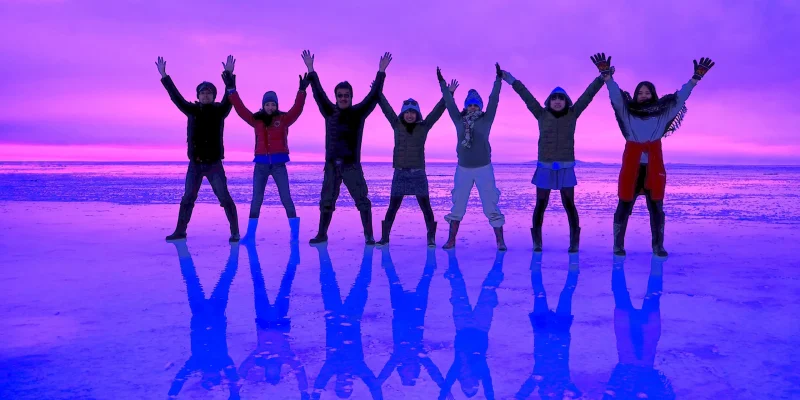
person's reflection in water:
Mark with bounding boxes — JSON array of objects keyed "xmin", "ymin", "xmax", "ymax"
[
  {"xmin": 438, "ymin": 249, "xmax": 506, "ymax": 400},
  {"xmin": 376, "ymin": 246, "xmax": 448, "ymax": 391},
  {"xmin": 312, "ymin": 245, "xmax": 383, "ymax": 399},
  {"xmin": 603, "ymin": 255, "xmax": 674, "ymax": 400},
  {"xmin": 168, "ymin": 241, "xmax": 241, "ymax": 399},
  {"xmin": 515, "ymin": 252, "xmax": 582, "ymax": 399},
  {"xmin": 238, "ymin": 240, "xmax": 310, "ymax": 399}
]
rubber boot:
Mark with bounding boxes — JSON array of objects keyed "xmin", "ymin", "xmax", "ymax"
[
  {"xmin": 309, "ymin": 212, "xmax": 333, "ymax": 245},
  {"xmin": 166, "ymin": 202, "xmax": 193, "ymax": 241},
  {"xmin": 568, "ymin": 226, "xmax": 581, "ymax": 253},
  {"xmin": 222, "ymin": 201, "xmax": 240, "ymax": 243},
  {"xmin": 494, "ymin": 226, "xmax": 507, "ymax": 252},
  {"xmin": 426, "ymin": 221, "xmax": 437, "ymax": 248},
  {"xmin": 532, "ymin": 223, "xmax": 543, "ymax": 253},
  {"xmin": 240, "ymin": 218, "xmax": 258, "ymax": 244},
  {"xmin": 288, "ymin": 217, "xmax": 300, "ymax": 243},
  {"xmin": 360, "ymin": 209, "xmax": 376, "ymax": 245},
  {"xmin": 613, "ymin": 219, "xmax": 628, "ymax": 257},
  {"xmin": 376, "ymin": 219, "xmax": 394, "ymax": 247},
  {"xmin": 442, "ymin": 220, "xmax": 460, "ymax": 250},
  {"xmin": 651, "ymin": 211, "xmax": 668, "ymax": 258}
]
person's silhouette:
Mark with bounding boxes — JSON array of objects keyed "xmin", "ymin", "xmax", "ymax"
[
  {"xmin": 603, "ymin": 255, "xmax": 674, "ymax": 400},
  {"xmin": 311, "ymin": 245, "xmax": 383, "ymax": 399},
  {"xmin": 238, "ymin": 241, "xmax": 309, "ymax": 399},
  {"xmin": 515, "ymin": 253, "xmax": 582, "ymax": 399},
  {"xmin": 438, "ymin": 249, "xmax": 506, "ymax": 400},
  {"xmin": 168, "ymin": 241, "xmax": 241, "ymax": 399},
  {"xmin": 376, "ymin": 246, "xmax": 448, "ymax": 391}
]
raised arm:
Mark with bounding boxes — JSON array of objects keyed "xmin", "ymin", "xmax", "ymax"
[
  {"xmin": 423, "ymin": 98, "xmax": 448, "ymax": 128},
  {"xmin": 483, "ymin": 63, "xmax": 504, "ymax": 123},
  {"xmin": 218, "ymin": 56, "xmax": 236, "ymax": 118},
  {"xmin": 377, "ymin": 93, "xmax": 399, "ymax": 126},
  {"xmin": 311, "ymin": 361, "xmax": 335, "ymax": 400},
  {"xmin": 284, "ymin": 75, "xmax": 309, "ymax": 126},
  {"xmin": 156, "ymin": 57, "xmax": 197, "ymax": 116},
  {"xmin": 438, "ymin": 361, "xmax": 459, "ymax": 400},
  {"xmin": 167, "ymin": 360, "xmax": 194, "ymax": 397},
  {"xmin": 605, "ymin": 78, "xmax": 627, "ymax": 116},
  {"xmin": 571, "ymin": 76, "xmax": 604, "ymax": 117},
  {"xmin": 437, "ymin": 68, "xmax": 462, "ymax": 124},
  {"xmin": 302, "ymin": 50, "xmax": 335, "ymax": 117},
  {"xmin": 352, "ymin": 70, "xmax": 387, "ymax": 115},
  {"xmin": 227, "ymin": 91, "xmax": 256, "ymax": 127},
  {"xmin": 666, "ymin": 78, "xmax": 697, "ymax": 121},
  {"xmin": 356, "ymin": 362, "xmax": 385, "ymax": 400},
  {"xmin": 287, "ymin": 352, "xmax": 310, "ymax": 394},
  {"xmin": 504, "ymin": 70, "xmax": 544, "ymax": 120}
]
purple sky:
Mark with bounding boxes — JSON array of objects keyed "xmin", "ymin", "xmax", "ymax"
[{"xmin": 1, "ymin": 0, "xmax": 798, "ymax": 164}]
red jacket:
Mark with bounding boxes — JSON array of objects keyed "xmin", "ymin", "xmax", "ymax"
[
  {"xmin": 229, "ymin": 90, "xmax": 306, "ymax": 155},
  {"xmin": 618, "ymin": 140, "xmax": 666, "ymax": 201}
]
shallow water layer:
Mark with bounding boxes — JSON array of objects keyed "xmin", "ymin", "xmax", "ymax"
[{"xmin": 1, "ymin": 200, "xmax": 797, "ymax": 399}]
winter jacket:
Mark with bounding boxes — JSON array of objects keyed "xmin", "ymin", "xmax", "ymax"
[
  {"xmin": 229, "ymin": 90, "xmax": 306, "ymax": 156},
  {"xmin": 308, "ymin": 71, "xmax": 386, "ymax": 164},
  {"xmin": 378, "ymin": 94, "xmax": 447, "ymax": 169},
  {"xmin": 512, "ymin": 77, "xmax": 604, "ymax": 162},
  {"xmin": 440, "ymin": 77, "xmax": 502, "ymax": 168},
  {"xmin": 161, "ymin": 76, "xmax": 232, "ymax": 163}
]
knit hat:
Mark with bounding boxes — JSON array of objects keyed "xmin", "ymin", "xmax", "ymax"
[
  {"xmin": 196, "ymin": 81, "xmax": 217, "ymax": 98},
  {"xmin": 399, "ymin": 98, "xmax": 422, "ymax": 122},
  {"xmin": 544, "ymin": 86, "xmax": 573, "ymax": 109},
  {"xmin": 262, "ymin": 91, "xmax": 278, "ymax": 107},
  {"xmin": 464, "ymin": 89, "xmax": 483, "ymax": 110}
]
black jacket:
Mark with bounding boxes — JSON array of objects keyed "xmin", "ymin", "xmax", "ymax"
[
  {"xmin": 308, "ymin": 71, "xmax": 386, "ymax": 164},
  {"xmin": 161, "ymin": 76, "xmax": 233, "ymax": 163}
]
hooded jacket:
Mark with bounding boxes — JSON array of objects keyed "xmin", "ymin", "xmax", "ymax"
[
  {"xmin": 229, "ymin": 90, "xmax": 307, "ymax": 156},
  {"xmin": 378, "ymin": 94, "xmax": 447, "ymax": 169},
  {"xmin": 512, "ymin": 77, "xmax": 604, "ymax": 162},
  {"xmin": 161, "ymin": 76, "xmax": 233, "ymax": 163}
]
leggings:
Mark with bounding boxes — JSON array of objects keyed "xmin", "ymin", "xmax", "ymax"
[
  {"xmin": 532, "ymin": 187, "xmax": 579, "ymax": 228},
  {"xmin": 383, "ymin": 195, "xmax": 435, "ymax": 226}
]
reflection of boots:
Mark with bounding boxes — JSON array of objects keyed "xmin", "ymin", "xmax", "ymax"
[
  {"xmin": 289, "ymin": 217, "xmax": 300, "ymax": 243},
  {"xmin": 568, "ymin": 226, "xmax": 581, "ymax": 253},
  {"xmin": 494, "ymin": 226, "xmax": 507, "ymax": 251},
  {"xmin": 309, "ymin": 212, "xmax": 333, "ymax": 245},
  {"xmin": 651, "ymin": 211, "xmax": 668, "ymax": 258},
  {"xmin": 376, "ymin": 217, "xmax": 395, "ymax": 247},
  {"xmin": 166, "ymin": 202, "xmax": 194, "ymax": 241},
  {"xmin": 427, "ymin": 221, "xmax": 437, "ymax": 248},
  {"xmin": 442, "ymin": 220, "xmax": 460, "ymax": 250},
  {"xmin": 360, "ymin": 209, "xmax": 376, "ymax": 245},
  {"xmin": 289, "ymin": 240, "xmax": 300, "ymax": 265},
  {"xmin": 531, "ymin": 222, "xmax": 543, "ymax": 252},
  {"xmin": 240, "ymin": 218, "xmax": 258, "ymax": 243},
  {"xmin": 222, "ymin": 202, "xmax": 240, "ymax": 243}
]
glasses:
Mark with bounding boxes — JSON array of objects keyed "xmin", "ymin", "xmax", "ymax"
[
  {"xmin": 403, "ymin": 100, "xmax": 418, "ymax": 106},
  {"xmin": 336, "ymin": 92, "xmax": 351, "ymax": 99}
]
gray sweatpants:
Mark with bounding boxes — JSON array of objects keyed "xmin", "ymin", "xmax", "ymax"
[{"xmin": 444, "ymin": 164, "xmax": 505, "ymax": 228}]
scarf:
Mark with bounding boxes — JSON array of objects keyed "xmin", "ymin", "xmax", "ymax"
[
  {"xmin": 461, "ymin": 110, "xmax": 483, "ymax": 148},
  {"xmin": 613, "ymin": 90, "xmax": 687, "ymax": 139}
]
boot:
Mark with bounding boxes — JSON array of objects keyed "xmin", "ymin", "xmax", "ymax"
[
  {"xmin": 442, "ymin": 220, "xmax": 460, "ymax": 250},
  {"xmin": 651, "ymin": 211, "xmax": 668, "ymax": 258},
  {"xmin": 376, "ymin": 219, "xmax": 394, "ymax": 247},
  {"xmin": 568, "ymin": 226, "xmax": 581, "ymax": 253},
  {"xmin": 494, "ymin": 226, "xmax": 507, "ymax": 252},
  {"xmin": 222, "ymin": 201, "xmax": 240, "ymax": 243},
  {"xmin": 309, "ymin": 212, "xmax": 333, "ymax": 245},
  {"xmin": 613, "ymin": 221, "xmax": 628, "ymax": 257},
  {"xmin": 360, "ymin": 210, "xmax": 376, "ymax": 245},
  {"xmin": 426, "ymin": 221, "xmax": 437, "ymax": 247},
  {"xmin": 531, "ymin": 224, "xmax": 543, "ymax": 253},
  {"xmin": 288, "ymin": 217, "xmax": 300, "ymax": 243},
  {"xmin": 166, "ymin": 202, "xmax": 194, "ymax": 241},
  {"xmin": 240, "ymin": 218, "xmax": 258, "ymax": 244}
]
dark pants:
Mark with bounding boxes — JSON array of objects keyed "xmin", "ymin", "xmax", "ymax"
[
  {"xmin": 250, "ymin": 162, "xmax": 296, "ymax": 219},
  {"xmin": 175, "ymin": 161, "xmax": 238, "ymax": 234},
  {"xmin": 319, "ymin": 161, "xmax": 371, "ymax": 213}
]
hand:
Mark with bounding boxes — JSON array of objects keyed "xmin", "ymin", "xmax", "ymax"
[
  {"xmin": 495, "ymin": 62, "xmax": 502, "ymax": 78},
  {"xmin": 692, "ymin": 57, "xmax": 715, "ymax": 80},
  {"xmin": 590, "ymin": 52, "xmax": 612, "ymax": 76},
  {"xmin": 299, "ymin": 72, "xmax": 310, "ymax": 90},
  {"xmin": 155, "ymin": 56, "xmax": 167, "ymax": 78},
  {"xmin": 222, "ymin": 71, "xmax": 236, "ymax": 90},
  {"xmin": 222, "ymin": 55, "xmax": 236, "ymax": 73},
  {"xmin": 436, "ymin": 66, "xmax": 444, "ymax": 82},
  {"xmin": 379, "ymin": 52, "xmax": 392, "ymax": 72},
  {"xmin": 301, "ymin": 50, "xmax": 315, "ymax": 72},
  {"xmin": 447, "ymin": 79, "xmax": 459, "ymax": 94},
  {"xmin": 602, "ymin": 66, "xmax": 616, "ymax": 82},
  {"xmin": 501, "ymin": 70, "xmax": 516, "ymax": 84}
]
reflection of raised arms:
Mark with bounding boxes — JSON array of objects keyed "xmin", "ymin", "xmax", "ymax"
[{"xmin": 301, "ymin": 50, "xmax": 334, "ymax": 117}]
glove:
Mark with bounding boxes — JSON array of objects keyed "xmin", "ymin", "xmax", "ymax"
[
  {"xmin": 590, "ymin": 53, "xmax": 612, "ymax": 76},
  {"xmin": 692, "ymin": 57, "xmax": 715, "ymax": 80},
  {"xmin": 221, "ymin": 71, "xmax": 236, "ymax": 90},
  {"xmin": 495, "ymin": 62, "xmax": 502, "ymax": 78},
  {"xmin": 501, "ymin": 70, "xmax": 516, "ymax": 85},
  {"xmin": 299, "ymin": 73, "xmax": 310, "ymax": 90},
  {"xmin": 436, "ymin": 67, "xmax": 444, "ymax": 82}
]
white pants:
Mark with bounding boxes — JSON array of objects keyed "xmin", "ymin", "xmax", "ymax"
[{"xmin": 444, "ymin": 164, "xmax": 505, "ymax": 228}]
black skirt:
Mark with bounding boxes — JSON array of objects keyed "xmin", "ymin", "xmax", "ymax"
[{"xmin": 390, "ymin": 168, "xmax": 429, "ymax": 196}]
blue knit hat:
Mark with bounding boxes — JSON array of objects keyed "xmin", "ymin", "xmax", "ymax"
[
  {"xmin": 399, "ymin": 98, "xmax": 422, "ymax": 121},
  {"xmin": 196, "ymin": 81, "xmax": 217, "ymax": 98},
  {"xmin": 544, "ymin": 86, "xmax": 573, "ymax": 109},
  {"xmin": 464, "ymin": 89, "xmax": 483, "ymax": 110},
  {"xmin": 262, "ymin": 91, "xmax": 278, "ymax": 107}
]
